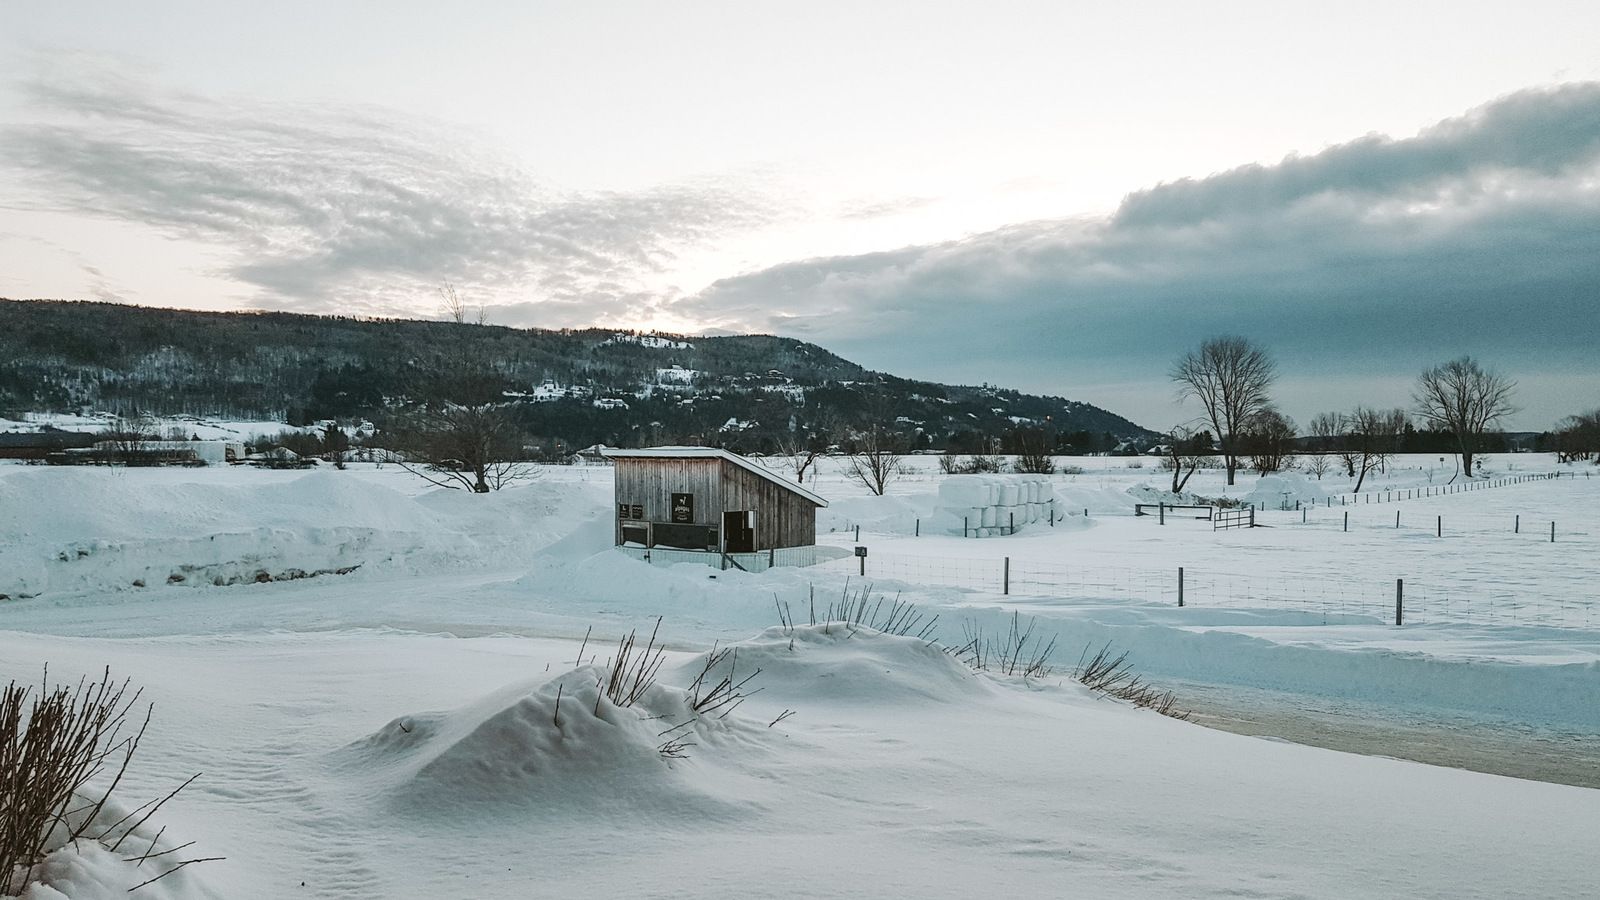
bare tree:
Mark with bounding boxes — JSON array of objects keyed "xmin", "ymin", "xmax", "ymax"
[
  {"xmin": 1159, "ymin": 424, "xmax": 1213, "ymax": 493},
  {"xmin": 439, "ymin": 282, "xmax": 486, "ymax": 326},
  {"xmin": 1012, "ymin": 429, "xmax": 1056, "ymax": 475},
  {"xmin": 1554, "ymin": 409, "xmax": 1600, "ymax": 463},
  {"xmin": 1304, "ymin": 411, "xmax": 1340, "ymax": 480},
  {"xmin": 843, "ymin": 428, "xmax": 906, "ymax": 496},
  {"xmin": 775, "ymin": 433, "xmax": 824, "ymax": 484},
  {"xmin": 1303, "ymin": 451, "xmax": 1331, "ymax": 480},
  {"xmin": 1413, "ymin": 357, "xmax": 1515, "ymax": 479},
  {"xmin": 1343, "ymin": 407, "xmax": 1407, "ymax": 492},
  {"xmin": 967, "ymin": 437, "xmax": 1003, "ymax": 474},
  {"xmin": 95, "ymin": 421, "xmax": 158, "ymax": 462},
  {"xmin": 1171, "ymin": 335, "xmax": 1277, "ymax": 485},
  {"xmin": 1242, "ymin": 407, "xmax": 1297, "ymax": 476},
  {"xmin": 440, "ymin": 282, "xmax": 467, "ymax": 324},
  {"xmin": 390, "ymin": 402, "xmax": 534, "ymax": 492}
]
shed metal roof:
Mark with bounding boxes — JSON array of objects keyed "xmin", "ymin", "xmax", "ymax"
[{"xmin": 602, "ymin": 446, "xmax": 828, "ymax": 507}]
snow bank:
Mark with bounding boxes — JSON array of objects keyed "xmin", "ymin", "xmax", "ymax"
[
  {"xmin": 340, "ymin": 664, "xmax": 764, "ymax": 817},
  {"xmin": 1049, "ymin": 480, "xmax": 1151, "ymax": 517},
  {"xmin": 0, "ymin": 469, "xmax": 607, "ymax": 599},
  {"xmin": 12, "ymin": 790, "xmax": 212, "ymax": 900},
  {"xmin": 670, "ymin": 625, "xmax": 992, "ymax": 707},
  {"xmin": 818, "ymin": 490, "xmax": 934, "ymax": 535},
  {"xmin": 928, "ymin": 475, "xmax": 1057, "ymax": 537},
  {"xmin": 1241, "ymin": 472, "xmax": 1332, "ymax": 508}
]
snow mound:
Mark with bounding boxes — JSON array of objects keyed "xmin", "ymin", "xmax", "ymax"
[
  {"xmin": 1051, "ymin": 480, "xmax": 1152, "ymax": 517},
  {"xmin": 340, "ymin": 667, "xmax": 763, "ymax": 815},
  {"xmin": 671, "ymin": 625, "xmax": 992, "ymax": 707},
  {"xmin": 0, "ymin": 470, "xmax": 609, "ymax": 599},
  {"xmin": 818, "ymin": 491, "xmax": 933, "ymax": 535},
  {"xmin": 1241, "ymin": 472, "xmax": 1331, "ymax": 508},
  {"xmin": 11, "ymin": 790, "xmax": 212, "ymax": 900}
]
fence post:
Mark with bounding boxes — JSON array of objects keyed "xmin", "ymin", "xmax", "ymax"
[
  {"xmin": 1395, "ymin": 579, "xmax": 1404, "ymax": 626},
  {"xmin": 1436, "ymin": 515, "xmax": 1441, "ymax": 538},
  {"xmin": 769, "ymin": 546, "xmax": 776, "ymax": 567},
  {"xmin": 964, "ymin": 516, "xmax": 968, "ymax": 538},
  {"xmin": 1302, "ymin": 507, "xmax": 1306, "ymax": 524},
  {"xmin": 1551, "ymin": 521, "xmax": 1556, "ymax": 543},
  {"xmin": 915, "ymin": 518, "xmax": 920, "ymax": 537},
  {"xmin": 1159, "ymin": 502, "xmax": 1165, "ymax": 525},
  {"xmin": 854, "ymin": 525, "xmax": 860, "ymax": 542},
  {"xmin": 1249, "ymin": 508, "xmax": 1256, "ymax": 528},
  {"xmin": 1515, "ymin": 514, "xmax": 1519, "ymax": 534},
  {"xmin": 1343, "ymin": 511, "xmax": 1348, "ymax": 532},
  {"xmin": 1178, "ymin": 566, "xmax": 1185, "ymax": 607},
  {"xmin": 1396, "ymin": 510, "xmax": 1400, "ymax": 529},
  {"xmin": 1010, "ymin": 512, "xmax": 1015, "ymax": 535},
  {"xmin": 1003, "ymin": 557, "xmax": 1010, "ymax": 595}
]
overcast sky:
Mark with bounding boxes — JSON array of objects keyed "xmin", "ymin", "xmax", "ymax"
[{"xmin": 2, "ymin": 1, "xmax": 1597, "ymax": 431}]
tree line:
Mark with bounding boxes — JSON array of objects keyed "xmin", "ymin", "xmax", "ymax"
[{"xmin": 1166, "ymin": 335, "xmax": 1584, "ymax": 489}]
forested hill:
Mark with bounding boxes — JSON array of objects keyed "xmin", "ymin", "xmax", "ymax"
[{"xmin": 0, "ymin": 299, "xmax": 1155, "ymax": 453}]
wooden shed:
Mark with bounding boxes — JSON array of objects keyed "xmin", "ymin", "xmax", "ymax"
[{"xmin": 602, "ymin": 447, "xmax": 827, "ymax": 554}]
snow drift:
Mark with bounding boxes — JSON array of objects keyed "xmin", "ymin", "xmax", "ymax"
[
  {"xmin": 338, "ymin": 665, "xmax": 765, "ymax": 817},
  {"xmin": 0, "ymin": 469, "xmax": 606, "ymax": 599}
]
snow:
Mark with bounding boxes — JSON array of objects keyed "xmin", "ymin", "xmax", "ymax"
[
  {"xmin": 599, "ymin": 332, "xmax": 692, "ymax": 350},
  {"xmin": 1, "ymin": 454, "xmax": 1597, "ymax": 898},
  {"xmin": 653, "ymin": 365, "xmax": 698, "ymax": 385},
  {"xmin": 0, "ymin": 413, "xmax": 310, "ymax": 442}
]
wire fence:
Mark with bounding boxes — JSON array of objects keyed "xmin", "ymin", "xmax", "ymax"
[
  {"xmin": 1308, "ymin": 471, "xmax": 1576, "ymax": 510},
  {"xmin": 814, "ymin": 550, "xmax": 1599, "ymax": 631}
]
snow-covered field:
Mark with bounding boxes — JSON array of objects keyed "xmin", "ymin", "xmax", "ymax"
[{"xmin": 2, "ymin": 453, "xmax": 1597, "ymax": 898}]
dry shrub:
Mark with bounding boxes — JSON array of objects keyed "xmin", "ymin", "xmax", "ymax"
[
  {"xmin": 0, "ymin": 668, "xmax": 211, "ymax": 895},
  {"xmin": 600, "ymin": 618, "xmax": 666, "ymax": 711},
  {"xmin": 953, "ymin": 612, "xmax": 1056, "ymax": 679},
  {"xmin": 780, "ymin": 583, "xmax": 940, "ymax": 641},
  {"xmin": 1074, "ymin": 644, "xmax": 1190, "ymax": 720}
]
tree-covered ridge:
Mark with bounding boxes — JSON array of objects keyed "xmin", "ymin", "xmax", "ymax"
[{"xmin": 0, "ymin": 299, "xmax": 1155, "ymax": 453}]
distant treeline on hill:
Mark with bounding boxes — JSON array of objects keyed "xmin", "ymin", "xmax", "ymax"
[{"xmin": 0, "ymin": 299, "xmax": 1155, "ymax": 454}]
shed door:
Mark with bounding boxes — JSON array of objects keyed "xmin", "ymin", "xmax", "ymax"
[{"xmin": 723, "ymin": 510, "xmax": 755, "ymax": 553}]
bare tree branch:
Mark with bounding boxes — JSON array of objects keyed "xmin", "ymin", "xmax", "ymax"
[
  {"xmin": 1171, "ymin": 335, "xmax": 1277, "ymax": 485},
  {"xmin": 1413, "ymin": 357, "xmax": 1516, "ymax": 479}
]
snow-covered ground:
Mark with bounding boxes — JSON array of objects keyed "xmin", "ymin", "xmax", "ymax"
[
  {"xmin": 0, "ymin": 412, "xmax": 315, "ymax": 442},
  {"xmin": 2, "ymin": 453, "xmax": 1597, "ymax": 898}
]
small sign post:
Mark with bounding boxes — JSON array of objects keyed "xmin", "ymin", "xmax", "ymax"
[{"xmin": 854, "ymin": 545, "xmax": 867, "ymax": 576}]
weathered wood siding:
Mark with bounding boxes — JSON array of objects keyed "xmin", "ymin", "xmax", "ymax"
[
  {"xmin": 613, "ymin": 457, "xmax": 721, "ymax": 544},
  {"xmin": 716, "ymin": 459, "xmax": 817, "ymax": 548},
  {"xmin": 611, "ymin": 455, "xmax": 818, "ymax": 549}
]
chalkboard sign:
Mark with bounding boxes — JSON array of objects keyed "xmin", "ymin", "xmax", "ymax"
[{"xmin": 670, "ymin": 492, "xmax": 694, "ymax": 523}]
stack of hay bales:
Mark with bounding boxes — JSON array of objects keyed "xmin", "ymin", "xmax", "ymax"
[{"xmin": 931, "ymin": 474, "xmax": 1056, "ymax": 537}]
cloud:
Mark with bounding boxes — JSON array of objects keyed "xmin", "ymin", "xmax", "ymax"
[
  {"xmin": 681, "ymin": 84, "xmax": 1600, "ymax": 429},
  {"xmin": 1115, "ymin": 83, "xmax": 1600, "ymax": 228},
  {"xmin": 836, "ymin": 195, "xmax": 939, "ymax": 220},
  {"xmin": 1, "ymin": 65, "xmax": 775, "ymax": 318}
]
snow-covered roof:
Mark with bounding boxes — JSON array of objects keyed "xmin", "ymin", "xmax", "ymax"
[{"xmin": 602, "ymin": 446, "xmax": 828, "ymax": 507}]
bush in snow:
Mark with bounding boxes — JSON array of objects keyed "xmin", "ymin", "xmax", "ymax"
[
  {"xmin": 0, "ymin": 668, "xmax": 210, "ymax": 895},
  {"xmin": 1074, "ymin": 644, "xmax": 1190, "ymax": 720}
]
